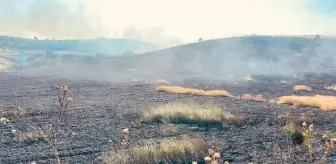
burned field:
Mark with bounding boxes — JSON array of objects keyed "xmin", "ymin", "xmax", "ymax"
[{"xmin": 1, "ymin": 73, "xmax": 336, "ymax": 164}]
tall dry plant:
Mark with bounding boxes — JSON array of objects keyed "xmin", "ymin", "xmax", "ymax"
[
  {"xmin": 121, "ymin": 128, "xmax": 131, "ymax": 149},
  {"xmin": 55, "ymin": 85, "xmax": 73, "ymax": 116}
]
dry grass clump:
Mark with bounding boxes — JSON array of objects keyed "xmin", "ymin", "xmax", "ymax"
[
  {"xmin": 155, "ymin": 86, "xmax": 230, "ymax": 97},
  {"xmin": 141, "ymin": 102, "xmax": 222, "ymax": 125},
  {"xmin": 241, "ymin": 94, "xmax": 266, "ymax": 102},
  {"xmin": 293, "ymin": 85, "xmax": 312, "ymax": 91},
  {"xmin": 131, "ymin": 78, "xmax": 148, "ymax": 84},
  {"xmin": 277, "ymin": 95, "xmax": 336, "ymax": 110},
  {"xmin": 155, "ymin": 79, "xmax": 170, "ymax": 85},
  {"xmin": 324, "ymin": 84, "xmax": 336, "ymax": 91},
  {"xmin": 221, "ymin": 111, "xmax": 247, "ymax": 126},
  {"xmin": 245, "ymin": 75, "xmax": 253, "ymax": 81},
  {"xmin": 101, "ymin": 138, "xmax": 206, "ymax": 163}
]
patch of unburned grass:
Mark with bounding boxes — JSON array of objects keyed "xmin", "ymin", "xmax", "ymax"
[
  {"xmin": 277, "ymin": 95, "xmax": 336, "ymax": 111},
  {"xmin": 141, "ymin": 102, "xmax": 223, "ymax": 125},
  {"xmin": 293, "ymin": 85, "xmax": 312, "ymax": 91},
  {"xmin": 155, "ymin": 86, "xmax": 230, "ymax": 97},
  {"xmin": 101, "ymin": 138, "xmax": 206, "ymax": 163}
]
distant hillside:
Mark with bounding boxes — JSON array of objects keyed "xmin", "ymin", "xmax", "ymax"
[
  {"xmin": 104, "ymin": 35, "xmax": 336, "ymax": 77},
  {"xmin": 0, "ymin": 36, "xmax": 158, "ymax": 56}
]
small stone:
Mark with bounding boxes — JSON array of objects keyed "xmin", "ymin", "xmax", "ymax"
[{"xmin": 11, "ymin": 129, "xmax": 17, "ymax": 134}]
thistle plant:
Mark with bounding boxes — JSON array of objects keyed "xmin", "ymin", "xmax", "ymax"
[
  {"xmin": 204, "ymin": 148, "xmax": 221, "ymax": 164},
  {"xmin": 121, "ymin": 128, "xmax": 131, "ymax": 149},
  {"xmin": 301, "ymin": 122, "xmax": 314, "ymax": 159},
  {"xmin": 55, "ymin": 85, "xmax": 73, "ymax": 116}
]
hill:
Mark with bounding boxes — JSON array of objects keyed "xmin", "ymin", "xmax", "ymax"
[
  {"xmin": 104, "ymin": 35, "xmax": 336, "ymax": 78},
  {"xmin": 0, "ymin": 35, "xmax": 158, "ymax": 55},
  {"xmin": 0, "ymin": 35, "xmax": 159, "ymax": 70}
]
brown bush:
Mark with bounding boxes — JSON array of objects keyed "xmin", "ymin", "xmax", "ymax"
[
  {"xmin": 277, "ymin": 95, "xmax": 336, "ymax": 111},
  {"xmin": 293, "ymin": 85, "xmax": 312, "ymax": 91},
  {"xmin": 155, "ymin": 86, "xmax": 230, "ymax": 97}
]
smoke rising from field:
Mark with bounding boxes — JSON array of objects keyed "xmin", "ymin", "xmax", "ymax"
[{"xmin": 1, "ymin": 0, "xmax": 336, "ymax": 82}]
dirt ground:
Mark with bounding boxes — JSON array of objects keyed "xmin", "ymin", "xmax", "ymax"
[{"xmin": 1, "ymin": 72, "xmax": 336, "ymax": 164}]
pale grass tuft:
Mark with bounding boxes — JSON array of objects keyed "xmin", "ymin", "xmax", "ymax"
[
  {"xmin": 141, "ymin": 102, "xmax": 223, "ymax": 125},
  {"xmin": 277, "ymin": 95, "xmax": 336, "ymax": 111},
  {"xmin": 133, "ymin": 139, "xmax": 205, "ymax": 162},
  {"xmin": 293, "ymin": 85, "xmax": 312, "ymax": 91},
  {"xmin": 155, "ymin": 79, "xmax": 170, "ymax": 85},
  {"xmin": 324, "ymin": 84, "xmax": 336, "ymax": 91},
  {"xmin": 155, "ymin": 86, "xmax": 230, "ymax": 97},
  {"xmin": 280, "ymin": 80, "xmax": 292, "ymax": 84},
  {"xmin": 102, "ymin": 138, "xmax": 206, "ymax": 163},
  {"xmin": 131, "ymin": 78, "xmax": 148, "ymax": 84}
]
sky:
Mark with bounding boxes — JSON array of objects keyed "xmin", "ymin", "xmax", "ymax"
[{"xmin": 0, "ymin": 0, "xmax": 335, "ymax": 47}]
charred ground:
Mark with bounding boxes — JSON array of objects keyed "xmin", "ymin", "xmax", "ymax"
[{"xmin": 1, "ymin": 72, "xmax": 336, "ymax": 164}]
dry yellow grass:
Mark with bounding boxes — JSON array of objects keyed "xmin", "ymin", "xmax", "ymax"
[
  {"xmin": 101, "ymin": 138, "xmax": 206, "ymax": 163},
  {"xmin": 141, "ymin": 102, "xmax": 223, "ymax": 125},
  {"xmin": 293, "ymin": 85, "xmax": 312, "ymax": 91},
  {"xmin": 155, "ymin": 86, "xmax": 230, "ymax": 97},
  {"xmin": 277, "ymin": 95, "xmax": 336, "ymax": 111}
]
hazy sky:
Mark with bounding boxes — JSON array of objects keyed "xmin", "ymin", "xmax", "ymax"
[{"xmin": 0, "ymin": 0, "xmax": 335, "ymax": 46}]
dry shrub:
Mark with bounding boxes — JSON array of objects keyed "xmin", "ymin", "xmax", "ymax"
[
  {"xmin": 155, "ymin": 79, "xmax": 170, "ymax": 85},
  {"xmin": 101, "ymin": 138, "xmax": 206, "ymax": 164},
  {"xmin": 293, "ymin": 85, "xmax": 312, "ymax": 91},
  {"xmin": 324, "ymin": 84, "xmax": 336, "ymax": 91},
  {"xmin": 221, "ymin": 110, "xmax": 247, "ymax": 126},
  {"xmin": 155, "ymin": 86, "xmax": 230, "ymax": 97},
  {"xmin": 241, "ymin": 94, "xmax": 266, "ymax": 102},
  {"xmin": 141, "ymin": 102, "xmax": 222, "ymax": 125},
  {"xmin": 161, "ymin": 121, "xmax": 179, "ymax": 135},
  {"xmin": 277, "ymin": 95, "xmax": 336, "ymax": 110}
]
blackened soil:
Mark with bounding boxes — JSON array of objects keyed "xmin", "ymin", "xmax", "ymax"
[{"xmin": 1, "ymin": 73, "xmax": 336, "ymax": 164}]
